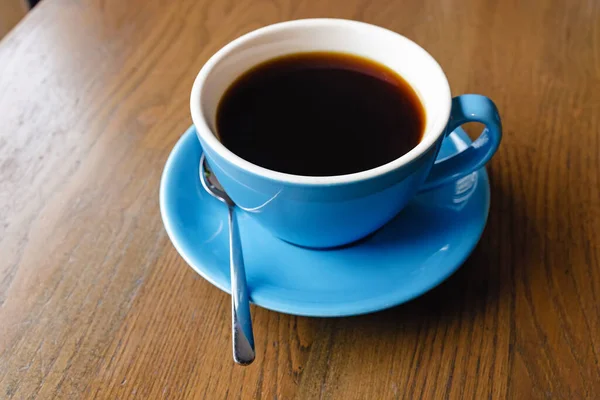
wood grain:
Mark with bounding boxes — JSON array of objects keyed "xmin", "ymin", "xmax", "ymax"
[
  {"xmin": 0, "ymin": 0, "xmax": 598, "ymax": 398},
  {"xmin": 0, "ymin": 0, "xmax": 27, "ymax": 39}
]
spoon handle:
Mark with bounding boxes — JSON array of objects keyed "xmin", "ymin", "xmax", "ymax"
[{"xmin": 227, "ymin": 205, "xmax": 255, "ymax": 365}]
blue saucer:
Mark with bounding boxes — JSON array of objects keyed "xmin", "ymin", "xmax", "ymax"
[{"xmin": 160, "ymin": 126, "xmax": 490, "ymax": 317}]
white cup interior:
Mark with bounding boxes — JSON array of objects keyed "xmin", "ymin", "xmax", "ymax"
[{"xmin": 191, "ymin": 18, "xmax": 452, "ymax": 184}]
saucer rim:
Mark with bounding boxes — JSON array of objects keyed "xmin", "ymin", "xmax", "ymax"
[{"xmin": 160, "ymin": 126, "xmax": 490, "ymax": 317}]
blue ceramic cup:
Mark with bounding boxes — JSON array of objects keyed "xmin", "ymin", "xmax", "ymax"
[{"xmin": 190, "ymin": 19, "xmax": 502, "ymax": 248}]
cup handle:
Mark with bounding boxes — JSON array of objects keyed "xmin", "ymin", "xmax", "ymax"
[{"xmin": 419, "ymin": 94, "xmax": 502, "ymax": 191}]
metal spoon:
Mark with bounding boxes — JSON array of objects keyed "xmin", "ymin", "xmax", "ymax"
[{"xmin": 199, "ymin": 154, "xmax": 255, "ymax": 366}]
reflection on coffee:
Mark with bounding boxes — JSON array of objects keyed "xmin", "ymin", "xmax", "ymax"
[{"xmin": 216, "ymin": 52, "xmax": 425, "ymax": 176}]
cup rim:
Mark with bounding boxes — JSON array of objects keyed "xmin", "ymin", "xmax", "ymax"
[{"xmin": 190, "ymin": 18, "xmax": 452, "ymax": 185}]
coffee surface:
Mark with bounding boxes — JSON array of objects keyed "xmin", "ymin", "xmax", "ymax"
[{"xmin": 216, "ymin": 52, "xmax": 425, "ymax": 176}]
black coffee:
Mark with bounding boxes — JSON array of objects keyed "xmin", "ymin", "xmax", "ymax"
[{"xmin": 216, "ymin": 52, "xmax": 425, "ymax": 176}]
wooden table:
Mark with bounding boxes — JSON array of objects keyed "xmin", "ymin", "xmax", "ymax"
[{"xmin": 0, "ymin": 0, "xmax": 598, "ymax": 398}]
